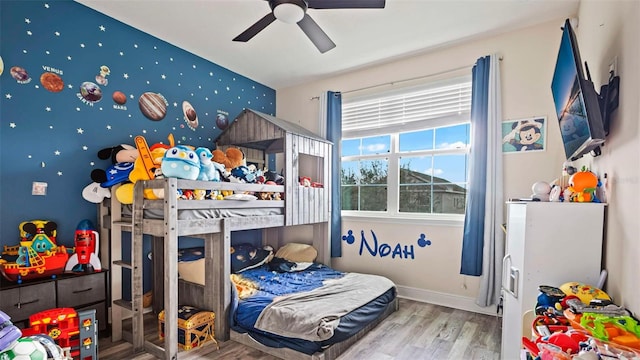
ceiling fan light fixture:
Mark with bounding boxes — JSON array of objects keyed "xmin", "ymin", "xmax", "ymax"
[{"xmin": 273, "ymin": 3, "xmax": 305, "ymax": 24}]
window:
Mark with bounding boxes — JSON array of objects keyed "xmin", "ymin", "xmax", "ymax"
[{"xmin": 341, "ymin": 76, "xmax": 472, "ymax": 217}]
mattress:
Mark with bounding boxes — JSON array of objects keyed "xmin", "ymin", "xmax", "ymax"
[
  {"xmin": 229, "ymin": 264, "xmax": 397, "ymax": 355},
  {"xmin": 122, "ymin": 205, "xmax": 282, "ymax": 220}
]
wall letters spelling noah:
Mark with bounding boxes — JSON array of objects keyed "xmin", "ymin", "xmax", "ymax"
[{"xmin": 342, "ymin": 230, "xmax": 432, "ymax": 260}]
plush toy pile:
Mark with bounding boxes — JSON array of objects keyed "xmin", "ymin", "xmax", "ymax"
[
  {"xmin": 523, "ymin": 282, "xmax": 640, "ymax": 359},
  {"xmin": 82, "ymin": 134, "xmax": 284, "ymax": 204}
]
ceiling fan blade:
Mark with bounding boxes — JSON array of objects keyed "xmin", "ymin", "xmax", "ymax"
[
  {"xmin": 233, "ymin": 12, "xmax": 277, "ymax": 42},
  {"xmin": 297, "ymin": 14, "xmax": 336, "ymax": 53},
  {"xmin": 307, "ymin": 0, "xmax": 385, "ymax": 9}
]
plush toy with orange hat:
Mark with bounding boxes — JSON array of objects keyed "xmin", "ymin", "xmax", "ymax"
[{"xmin": 567, "ymin": 167, "xmax": 599, "ymax": 202}]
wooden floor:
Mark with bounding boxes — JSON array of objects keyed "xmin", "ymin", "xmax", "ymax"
[{"xmin": 98, "ymin": 298, "xmax": 502, "ymax": 360}]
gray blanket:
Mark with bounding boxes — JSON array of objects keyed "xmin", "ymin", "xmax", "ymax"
[{"xmin": 253, "ymin": 272, "xmax": 395, "ymax": 342}]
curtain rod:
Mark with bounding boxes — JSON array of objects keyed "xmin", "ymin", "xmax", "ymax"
[
  {"xmin": 309, "ymin": 56, "xmax": 502, "ymax": 100},
  {"xmin": 341, "ymin": 64, "xmax": 473, "ymax": 95}
]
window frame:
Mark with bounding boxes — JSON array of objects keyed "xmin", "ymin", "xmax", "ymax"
[{"xmin": 340, "ymin": 77, "xmax": 472, "ymax": 223}]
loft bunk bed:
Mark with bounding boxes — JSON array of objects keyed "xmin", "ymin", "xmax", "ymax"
[{"xmin": 103, "ymin": 109, "xmax": 398, "ymax": 360}]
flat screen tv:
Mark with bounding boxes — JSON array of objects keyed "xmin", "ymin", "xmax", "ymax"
[{"xmin": 551, "ymin": 19, "xmax": 606, "ymax": 161}]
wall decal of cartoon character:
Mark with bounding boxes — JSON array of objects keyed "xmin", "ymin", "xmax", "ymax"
[{"xmin": 502, "ymin": 118, "xmax": 546, "ymax": 152}]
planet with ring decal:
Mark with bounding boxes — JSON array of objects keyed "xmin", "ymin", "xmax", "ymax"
[{"xmin": 182, "ymin": 101, "xmax": 198, "ymax": 130}]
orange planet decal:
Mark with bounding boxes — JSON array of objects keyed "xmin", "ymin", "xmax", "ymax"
[
  {"xmin": 112, "ymin": 91, "xmax": 127, "ymax": 105},
  {"xmin": 40, "ymin": 72, "xmax": 64, "ymax": 92},
  {"xmin": 182, "ymin": 101, "xmax": 198, "ymax": 130}
]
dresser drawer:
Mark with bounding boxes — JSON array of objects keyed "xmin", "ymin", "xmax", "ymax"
[
  {"xmin": 0, "ymin": 282, "xmax": 56, "ymax": 323},
  {"xmin": 56, "ymin": 272, "xmax": 106, "ymax": 308}
]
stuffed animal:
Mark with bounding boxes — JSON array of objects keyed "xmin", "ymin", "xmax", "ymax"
[
  {"xmin": 82, "ymin": 143, "xmax": 139, "ymax": 203},
  {"xmin": 212, "ymin": 147, "xmax": 245, "ymax": 173},
  {"xmin": 161, "ymin": 145, "xmax": 200, "ymax": 180},
  {"xmin": 115, "ymin": 135, "xmax": 172, "ymax": 204},
  {"xmin": 195, "ymin": 147, "xmax": 225, "ymax": 181}
]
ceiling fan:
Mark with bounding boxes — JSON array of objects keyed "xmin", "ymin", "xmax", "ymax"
[{"xmin": 233, "ymin": 0, "xmax": 386, "ymax": 53}]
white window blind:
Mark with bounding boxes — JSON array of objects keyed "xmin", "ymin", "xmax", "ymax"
[{"xmin": 342, "ymin": 77, "xmax": 472, "ymax": 134}]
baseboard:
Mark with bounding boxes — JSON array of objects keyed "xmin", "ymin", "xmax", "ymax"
[{"xmin": 396, "ymin": 285, "xmax": 499, "ymax": 316}]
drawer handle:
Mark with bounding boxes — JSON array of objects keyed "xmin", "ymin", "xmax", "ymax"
[
  {"xmin": 15, "ymin": 299, "xmax": 39, "ymax": 309},
  {"xmin": 72, "ymin": 287, "xmax": 93, "ymax": 294}
]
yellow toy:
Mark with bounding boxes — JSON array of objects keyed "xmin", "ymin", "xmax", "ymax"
[
  {"xmin": 560, "ymin": 281, "xmax": 611, "ymax": 304},
  {"xmin": 115, "ymin": 135, "xmax": 173, "ymax": 204}
]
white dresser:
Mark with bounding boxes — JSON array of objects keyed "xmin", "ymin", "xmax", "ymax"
[{"xmin": 500, "ymin": 201, "xmax": 605, "ymax": 360}]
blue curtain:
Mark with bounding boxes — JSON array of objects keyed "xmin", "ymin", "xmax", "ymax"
[
  {"xmin": 460, "ymin": 56, "xmax": 490, "ymax": 276},
  {"xmin": 326, "ymin": 91, "xmax": 342, "ymax": 258}
]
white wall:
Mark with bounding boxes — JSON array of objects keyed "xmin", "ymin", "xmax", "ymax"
[
  {"xmin": 276, "ymin": 3, "xmax": 640, "ymax": 315},
  {"xmin": 573, "ymin": 0, "xmax": 640, "ymax": 315}
]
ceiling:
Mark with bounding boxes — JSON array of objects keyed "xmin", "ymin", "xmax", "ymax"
[{"xmin": 76, "ymin": 0, "xmax": 579, "ymax": 90}]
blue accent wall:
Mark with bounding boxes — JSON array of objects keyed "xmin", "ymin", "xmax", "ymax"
[{"xmin": 0, "ymin": 1, "xmax": 276, "ymax": 251}]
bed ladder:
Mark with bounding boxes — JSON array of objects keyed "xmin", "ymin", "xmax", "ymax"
[
  {"xmin": 109, "ymin": 184, "xmax": 146, "ymax": 354},
  {"xmin": 109, "ymin": 180, "xmax": 186, "ymax": 360}
]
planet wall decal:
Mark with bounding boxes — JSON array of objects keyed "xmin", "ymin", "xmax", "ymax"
[
  {"xmin": 112, "ymin": 91, "xmax": 127, "ymax": 105},
  {"xmin": 138, "ymin": 92, "xmax": 168, "ymax": 121},
  {"xmin": 182, "ymin": 101, "xmax": 198, "ymax": 131},
  {"xmin": 216, "ymin": 113, "xmax": 229, "ymax": 130},
  {"xmin": 40, "ymin": 72, "xmax": 64, "ymax": 92},
  {"xmin": 80, "ymin": 81, "xmax": 102, "ymax": 102}
]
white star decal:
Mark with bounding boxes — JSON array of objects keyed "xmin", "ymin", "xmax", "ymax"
[
  {"xmin": 109, "ymin": 168, "xmax": 118, "ymax": 175},
  {"xmin": 45, "ymin": 50, "xmax": 50, "ymax": 55},
  {"xmin": 129, "ymin": 94, "xmax": 134, "ymax": 99},
  {"xmin": 67, "ymin": 55, "xmax": 72, "ymax": 60},
  {"xmin": 155, "ymin": 61, "xmax": 159, "ymax": 65},
  {"xmin": 123, "ymin": 73, "xmax": 129, "ymax": 79},
  {"xmin": 57, "ymin": 171, "xmax": 63, "ymax": 176},
  {"xmin": 119, "ymin": 51, "xmax": 124, "ymax": 56},
  {"xmin": 98, "ymin": 42, "xmax": 103, "ymax": 47},
  {"xmin": 77, "ymin": 128, "xmax": 84, "ymax": 134},
  {"xmin": 192, "ymin": 65, "xmax": 196, "ymax": 69},
  {"xmin": 27, "ymin": 30, "xmax": 32, "ymax": 36},
  {"xmin": 173, "ymin": 102, "xmax": 178, "ymax": 107},
  {"xmin": 80, "ymin": 43, "xmax": 85, "ymax": 48},
  {"xmin": 55, "ymin": 31, "xmax": 60, "ymax": 36},
  {"xmin": 205, "ymin": 97, "xmax": 208, "ymax": 101},
  {"xmin": 106, "ymin": 125, "xmax": 112, "ymax": 130},
  {"xmin": 5, "ymin": 94, "xmax": 11, "ymax": 99},
  {"xmin": 209, "ymin": 72, "xmax": 213, "ymax": 76},
  {"xmin": 23, "ymin": 50, "xmax": 27, "ymax": 54},
  {"xmin": 54, "ymin": 150, "xmax": 61, "ymax": 155},
  {"xmin": 170, "ymin": 57, "xmax": 174, "ymax": 62},
  {"xmin": 146, "ymin": 81, "xmax": 150, "ymax": 84},
  {"xmin": 45, "ymin": 107, "xmax": 51, "ymax": 112},
  {"xmin": 10, "ymin": 123, "xmax": 16, "ymax": 128},
  {"xmin": 49, "ymin": 125, "xmax": 54, "ymax": 129},
  {"xmin": 44, "ymin": 3, "xmax": 49, "ymax": 8},
  {"xmin": 25, "ymin": 18, "xmax": 31, "ymax": 24},
  {"xmin": 90, "ymin": 161, "xmax": 95, "ymax": 166},
  {"xmin": 134, "ymin": 44, "xmax": 138, "ymax": 48},
  {"xmin": 82, "ymin": 146, "xmax": 88, "ymax": 150},
  {"xmin": 34, "ymin": 85, "xmax": 40, "ymax": 89},
  {"xmin": 99, "ymin": 25, "xmax": 106, "ymax": 31},
  {"xmin": 67, "ymin": 84, "xmax": 73, "ymax": 89},
  {"xmin": 76, "ymin": 107, "xmax": 81, "ymax": 111}
]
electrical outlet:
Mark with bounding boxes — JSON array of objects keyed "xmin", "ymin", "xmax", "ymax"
[
  {"xmin": 32, "ymin": 181, "xmax": 47, "ymax": 196},
  {"xmin": 609, "ymin": 56, "xmax": 618, "ymax": 76}
]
